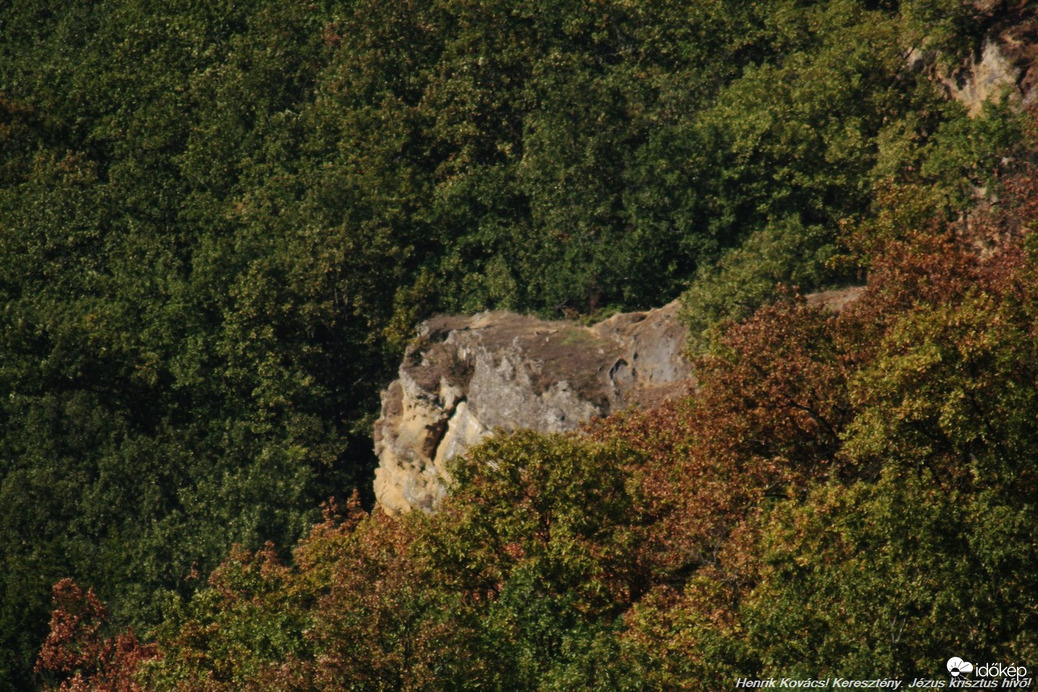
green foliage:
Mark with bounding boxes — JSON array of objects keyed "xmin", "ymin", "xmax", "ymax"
[
  {"xmin": 429, "ymin": 433, "xmax": 641, "ymax": 610},
  {"xmin": 681, "ymin": 217, "xmax": 836, "ymax": 354},
  {"xmin": 142, "ymin": 543, "xmax": 313, "ymax": 690},
  {"xmin": 0, "ymin": 3, "xmax": 355, "ymax": 684},
  {"xmin": 619, "ymin": 168, "xmax": 1038, "ymax": 686},
  {"xmin": 135, "ymin": 195, "xmax": 1038, "ymax": 682},
  {"xmin": 2, "ymin": 0, "xmax": 1035, "ymax": 686},
  {"xmin": 422, "ymin": 432, "xmax": 647, "ymax": 688},
  {"xmin": 900, "ymin": 0, "xmax": 987, "ymax": 61},
  {"xmin": 742, "ymin": 470, "xmax": 1037, "ymax": 678},
  {"xmin": 678, "ymin": 0, "xmax": 1028, "ymax": 355}
]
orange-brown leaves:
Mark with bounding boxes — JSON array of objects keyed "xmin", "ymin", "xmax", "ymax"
[
  {"xmin": 47, "ymin": 159, "xmax": 1038, "ymax": 689},
  {"xmin": 591, "ymin": 298, "xmax": 851, "ymax": 590},
  {"xmin": 35, "ymin": 579, "xmax": 158, "ymax": 692},
  {"xmin": 299, "ymin": 509, "xmax": 475, "ymax": 690},
  {"xmin": 426, "ymin": 432, "xmax": 643, "ymax": 616}
]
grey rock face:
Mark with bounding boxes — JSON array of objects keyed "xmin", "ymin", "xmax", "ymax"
[
  {"xmin": 372, "ymin": 301, "xmax": 694, "ymax": 514},
  {"xmin": 908, "ymin": 4, "xmax": 1038, "ymax": 117},
  {"xmin": 940, "ymin": 38, "xmax": 1033, "ymax": 116}
]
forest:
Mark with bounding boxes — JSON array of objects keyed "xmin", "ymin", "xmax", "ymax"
[{"xmin": 1, "ymin": 0, "xmax": 1035, "ymax": 689}]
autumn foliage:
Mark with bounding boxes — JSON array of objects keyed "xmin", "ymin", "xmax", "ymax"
[
  {"xmin": 35, "ymin": 580, "xmax": 157, "ymax": 691},
  {"xmin": 6, "ymin": 1, "xmax": 1036, "ymax": 686},
  {"xmin": 36, "ymin": 164, "xmax": 1038, "ymax": 688}
]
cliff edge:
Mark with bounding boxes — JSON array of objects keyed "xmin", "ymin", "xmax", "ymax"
[{"xmin": 372, "ymin": 301, "xmax": 693, "ymax": 514}]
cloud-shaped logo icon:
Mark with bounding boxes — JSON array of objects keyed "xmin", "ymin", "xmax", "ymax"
[{"xmin": 947, "ymin": 657, "xmax": 974, "ymax": 677}]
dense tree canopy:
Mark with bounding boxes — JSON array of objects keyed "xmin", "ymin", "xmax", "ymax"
[
  {"xmin": 34, "ymin": 160, "xmax": 1038, "ymax": 689},
  {"xmin": 1, "ymin": 0, "xmax": 1034, "ymax": 687}
]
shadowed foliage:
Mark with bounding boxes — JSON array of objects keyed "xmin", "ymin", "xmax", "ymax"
[{"xmin": 2, "ymin": 0, "xmax": 1034, "ymax": 686}]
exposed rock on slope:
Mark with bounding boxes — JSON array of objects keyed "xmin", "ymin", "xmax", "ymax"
[
  {"xmin": 373, "ymin": 301, "xmax": 693, "ymax": 514},
  {"xmin": 939, "ymin": 37, "xmax": 1037, "ymax": 116},
  {"xmin": 909, "ymin": 3, "xmax": 1038, "ymax": 116}
]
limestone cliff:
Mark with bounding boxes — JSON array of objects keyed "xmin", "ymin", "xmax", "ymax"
[{"xmin": 372, "ymin": 301, "xmax": 693, "ymax": 514}]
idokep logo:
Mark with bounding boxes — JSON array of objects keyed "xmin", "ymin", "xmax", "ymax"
[{"xmin": 945, "ymin": 656, "xmax": 1030, "ymax": 681}]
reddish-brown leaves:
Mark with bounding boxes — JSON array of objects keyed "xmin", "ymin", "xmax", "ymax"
[
  {"xmin": 39, "ymin": 156, "xmax": 1038, "ymax": 689},
  {"xmin": 35, "ymin": 579, "xmax": 158, "ymax": 692},
  {"xmin": 589, "ymin": 297, "xmax": 852, "ymax": 592}
]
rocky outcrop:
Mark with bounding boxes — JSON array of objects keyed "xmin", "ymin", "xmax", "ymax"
[
  {"xmin": 372, "ymin": 301, "xmax": 693, "ymax": 514},
  {"xmin": 373, "ymin": 288, "xmax": 868, "ymax": 515},
  {"xmin": 939, "ymin": 36, "xmax": 1037, "ymax": 116},
  {"xmin": 909, "ymin": 3, "xmax": 1038, "ymax": 116}
]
